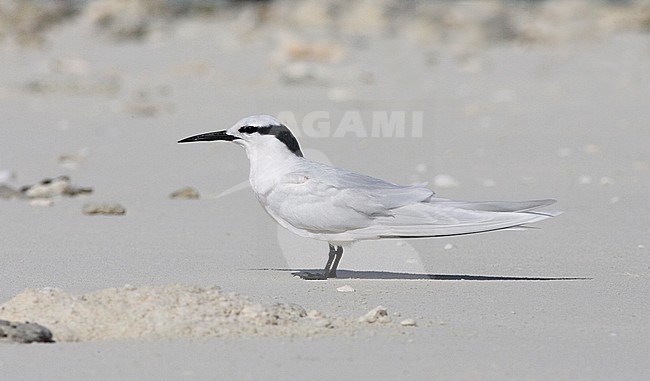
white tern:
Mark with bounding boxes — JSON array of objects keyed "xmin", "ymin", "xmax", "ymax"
[{"xmin": 179, "ymin": 115, "xmax": 560, "ymax": 280}]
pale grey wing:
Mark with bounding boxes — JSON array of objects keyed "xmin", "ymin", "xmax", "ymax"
[
  {"xmin": 348, "ymin": 202, "xmax": 560, "ymax": 240},
  {"xmin": 265, "ymin": 162, "xmax": 560, "ymax": 240},
  {"xmin": 299, "ymin": 161, "xmax": 425, "ymax": 190},
  {"xmin": 432, "ymin": 198, "xmax": 557, "ymax": 213},
  {"xmin": 265, "ymin": 169, "xmax": 434, "ymax": 234},
  {"xmin": 347, "ymin": 198, "xmax": 561, "ymax": 239},
  {"xmin": 301, "ymin": 173, "xmax": 560, "ymax": 239},
  {"xmin": 297, "ymin": 162, "xmax": 435, "ymax": 209}
]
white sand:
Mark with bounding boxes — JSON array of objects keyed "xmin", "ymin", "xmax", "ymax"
[
  {"xmin": 1, "ymin": 0, "xmax": 649, "ymax": 379},
  {"xmin": 0, "ymin": 284, "xmax": 394, "ymax": 342}
]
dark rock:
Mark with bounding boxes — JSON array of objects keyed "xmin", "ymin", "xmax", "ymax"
[{"xmin": 0, "ymin": 319, "xmax": 54, "ymax": 344}]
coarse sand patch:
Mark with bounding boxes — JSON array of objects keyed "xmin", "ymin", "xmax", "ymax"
[{"xmin": 0, "ymin": 284, "xmax": 398, "ymax": 342}]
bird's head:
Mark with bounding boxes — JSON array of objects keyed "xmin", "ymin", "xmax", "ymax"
[{"xmin": 178, "ymin": 115, "xmax": 303, "ymax": 158}]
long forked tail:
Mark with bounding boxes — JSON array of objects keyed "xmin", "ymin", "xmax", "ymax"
[
  {"xmin": 435, "ymin": 198, "xmax": 558, "ymax": 213},
  {"xmin": 365, "ymin": 198, "xmax": 562, "ymax": 239}
]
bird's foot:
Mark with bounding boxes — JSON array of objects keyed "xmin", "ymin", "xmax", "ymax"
[{"xmin": 293, "ymin": 271, "xmax": 328, "ymax": 280}]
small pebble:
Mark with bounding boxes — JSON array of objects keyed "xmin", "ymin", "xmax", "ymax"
[
  {"xmin": 170, "ymin": 187, "xmax": 200, "ymax": 200},
  {"xmin": 444, "ymin": 243, "xmax": 455, "ymax": 250},
  {"xmin": 336, "ymin": 285, "xmax": 355, "ymax": 293},
  {"xmin": 0, "ymin": 319, "xmax": 54, "ymax": 344},
  {"xmin": 23, "ymin": 176, "xmax": 70, "ymax": 198},
  {"xmin": 63, "ymin": 186, "xmax": 93, "ymax": 197},
  {"xmin": 358, "ymin": 306, "xmax": 391, "ymax": 324},
  {"xmin": 400, "ymin": 318, "xmax": 416, "ymax": 327},
  {"xmin": 21, "ymin": 176, "xmax": 92, "ymax": 198},
  {"xmin": 29, "ymin": 198, "xmax": 54, "ymax": 207},
  {"xmin": 82, "ymin": 203, "xmax": 126, "ymax": 216}
]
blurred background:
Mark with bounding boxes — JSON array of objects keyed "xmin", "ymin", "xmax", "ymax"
[
  {"xmin": 2, "ymin": 0, "xmax": 648, "ymax": 189},
  {"xmin": 1, "ymin": 3, "xmax": 649, "ymax": 377},
  {"xmin": 1, "ymin": 0, "xmax": 648, "ymax": 288}
]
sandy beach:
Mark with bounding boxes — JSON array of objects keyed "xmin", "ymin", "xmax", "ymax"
[{"xmin": 1, "ymin": 0, "xmax": 649, "ymax": 379}]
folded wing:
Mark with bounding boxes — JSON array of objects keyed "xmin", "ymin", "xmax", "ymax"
[{"xmin": 266, "ymin": 162, "xmax": 559, "ymax": 240}]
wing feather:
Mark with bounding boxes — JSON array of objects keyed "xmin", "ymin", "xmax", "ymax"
[{"xmin": 263, "ymin": 160, "xmax": 559, "ymax": 241}]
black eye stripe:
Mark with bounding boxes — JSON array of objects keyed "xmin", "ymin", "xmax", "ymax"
[
  {"xmin": 238, "ymin": 124, "xmax": 303, "ymax": 157},
  {"xmin": 238, "ymin": 126, "xmax": 279, "ymax": 136},
  {"xmin": 238, "ymin": 126, "xmax": 258, "ymax": 134}
]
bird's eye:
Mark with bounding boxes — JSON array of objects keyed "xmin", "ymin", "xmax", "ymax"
[{"xmin": 239, "ymin": 126, "xmax": 258, "ymax": 134}]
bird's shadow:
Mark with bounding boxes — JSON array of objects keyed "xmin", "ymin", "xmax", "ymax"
[{"xmin": 252, "ymin": 268, "xmax": 591, "ymax": 281}]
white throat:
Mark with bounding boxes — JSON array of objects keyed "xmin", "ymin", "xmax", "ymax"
[{"xmin": 243, "ymin": 136, "xmax": 304, "ymax": 198}]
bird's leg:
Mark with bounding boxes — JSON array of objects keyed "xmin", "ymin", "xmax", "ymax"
[
  {"xmin": 295, "ymin": 244, "xmax": 339, "ymax": 280},
  {"xmin": 328, "ymin": 245, "xmax": 344, "ymax": 278}
]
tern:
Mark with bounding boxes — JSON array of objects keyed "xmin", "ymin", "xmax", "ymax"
[{"xmin": 179, "ymin": 115, "xmax": 560, "ymax": 280}]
